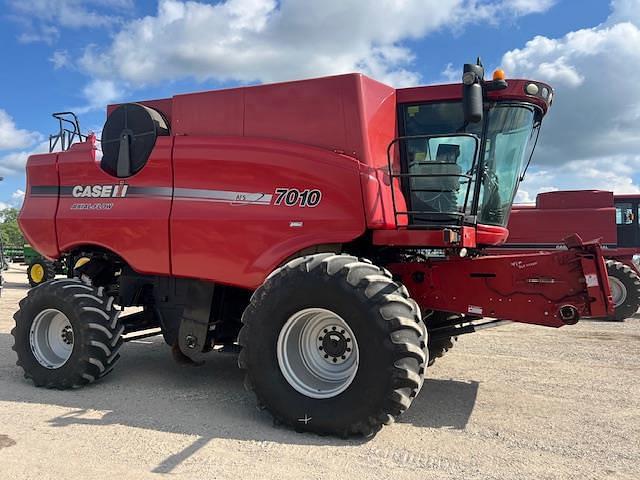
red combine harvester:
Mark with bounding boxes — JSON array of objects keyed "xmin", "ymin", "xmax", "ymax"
[
  {"xmin": 494, "ymin": 190, "xmax": 640, "ymax": 321},
  {"xmin": 13, "ymin": 62, "xmax": 613, "ymax": 437}
]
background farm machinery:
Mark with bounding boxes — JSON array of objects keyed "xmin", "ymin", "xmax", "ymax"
[{"xmin": 493, "ymin": 190, "xmax": 640, "ymax": 320}]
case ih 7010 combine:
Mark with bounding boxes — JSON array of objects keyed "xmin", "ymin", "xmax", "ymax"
[
  {"xmin": 14, "ymin": 62, "xmax": 613, "ymax": 437},
  {"xmin": 495, "ymin": 190, "xmax": 640, "ymax": 321}
]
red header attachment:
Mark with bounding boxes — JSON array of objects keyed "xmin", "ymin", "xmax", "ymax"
[{"xmin": 388, "ymin": 236, "xmax": 613, "ymax": 327}]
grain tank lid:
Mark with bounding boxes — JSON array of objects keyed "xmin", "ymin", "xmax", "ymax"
[
  {"xmin": 107, "ymin": 97, "xmax": 173, "ymax": 124},
  {"xmin": 104, "ymin": 74, "xmax": 396, "ymax": 166},
  {"xmin": 167, "ymin": 73, "xmax": 394, "ymax": 163},
  {"xmin": 535, "ymin": 190, "xmax": 614, "ymax": 210}
]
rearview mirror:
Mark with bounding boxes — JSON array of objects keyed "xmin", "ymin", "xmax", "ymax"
[{"xmin": 462, "ymin": 62, "xmax": 484, "ymax": 124}]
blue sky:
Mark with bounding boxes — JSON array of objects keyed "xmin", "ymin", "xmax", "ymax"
[{"xmin": 1, "ymin": 0, "xmax": 638, "ymax": 207}]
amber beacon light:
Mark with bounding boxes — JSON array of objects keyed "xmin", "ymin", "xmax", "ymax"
[{"xmin": 493, "ymin": 68, "xmax": 506, "ymax": 81}]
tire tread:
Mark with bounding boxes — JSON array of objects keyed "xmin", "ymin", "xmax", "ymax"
[
  {"xmin": 12, "ymin": 277, "xmax": 123, "ymax": 389},
  {"xmin": 238, "ymin": 253, "xmax": 427, "ymax": 437}
]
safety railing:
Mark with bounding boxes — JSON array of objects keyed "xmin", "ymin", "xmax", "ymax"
[
  {"xmin": 49, "ymin": 112, "xmax": 87, "ymax": 152},
  {"xmin": 386, "ymin": 133, "xmax": 480, "ymax": 229}
]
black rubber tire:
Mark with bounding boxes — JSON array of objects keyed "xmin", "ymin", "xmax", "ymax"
[
  {"xmin": 606, "ymin": 260, "xmax": 640, "ymax": 321},
  {"xmin": 426, "ymin": 312, "xmax": 459, "ymax": 367},
  {"xmin": 27, "ymin": 259, "xmax": 56, "ymax": 287},
  {"xmin": 12, "ymin": 278, "xmax": 124, "ymax": 388},
  {"xmin": 238, "ymin": 253, "xmax": 427, "ymax": 437}
]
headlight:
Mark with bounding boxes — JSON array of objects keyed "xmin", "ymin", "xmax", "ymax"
[
  {"xmin": 462, "ymin": 71, "xmax": 476, "ymax": 86},
  {"xmin": 525, "ymin": 83, "xmax": 539, "ymax": 95}
]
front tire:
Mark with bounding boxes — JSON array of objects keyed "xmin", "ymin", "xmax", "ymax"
[
  {"xmin": 27, "ymin": 259, "xmax": 56, "ymax": 287},
  {"xmin": 606, "ymin": 260, "xmax": 640, "ymax": 321},
  {"xmin": 12, "ymin": 278, "xmax": 124, "ymax": 388},
  {"xmin": 238, "ymin": 254, "xmax": 427, "ymax": 437}
]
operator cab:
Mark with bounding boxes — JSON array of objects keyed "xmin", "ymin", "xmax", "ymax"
[
  {"xmin": 615, "ymin": 197, "xmax": 640, "ymax": 247},
  {"xmin": 390, "ymin": 62, "xmax": 551, "ymax": 244}
]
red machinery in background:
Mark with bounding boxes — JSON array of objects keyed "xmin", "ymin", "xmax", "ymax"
[{"xmin": 493, "ymin": 190, "xmax": 640, "ymax": 320}]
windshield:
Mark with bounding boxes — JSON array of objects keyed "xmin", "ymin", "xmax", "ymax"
[
  {"xmin": 477, "ymin": 105, "xmax": 538, "ymax": 225},
  {"xmin": 400, "ymin": 101, "xmax": 540, "ymax": 227}
]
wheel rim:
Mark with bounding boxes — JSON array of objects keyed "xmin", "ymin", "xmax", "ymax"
[
  {"xmin": 277, "ymin": 308, "xmax": 359, "ymax": 399},
  {"xmin": 31, "ymin": 264, "xmax": 45, "ymax": 283},
  {"xmin": 29, "ymin": 309, "xmax": 74, "ymax": 369},
  {"xmin": 609, "ymin": 276, "xmax": 627, "ymax": 307}
]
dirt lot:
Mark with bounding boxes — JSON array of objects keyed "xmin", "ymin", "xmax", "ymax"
[{"xmin": 0, "ymin": 264, "xmax": 639, "ymax": 479}]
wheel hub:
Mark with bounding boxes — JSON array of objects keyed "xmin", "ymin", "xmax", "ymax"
[
  {"xmin": 609, "ymin": 276, "xmax": 627, "ymax": 307},
  {"xmin": 31, "ymin": 264, "xmax": 44, "ymax": 283},
  {"xmin": 277, "ymin": 308, "xmax": 359, "ymax": 399},
  {"xmin": 29, "ymin": 309, "xmax": 74, "ymax": 369},
  {"xmin": 61, "ymin": 326, "xmax": 74, "ymax": 345},
  {"xmin": 317, "ymin": 326, "xmax": 352, "ymax": 364}
]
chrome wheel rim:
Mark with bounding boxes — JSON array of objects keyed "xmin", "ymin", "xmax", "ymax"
[
  {"xmin": 609, "ymin": 276, "xmax": 627, "ymax": 307},
  {"xmin": 29, "ymin": 309, "xmax": 74, "ymax": 369},
  {"xmin": 277, "ymin": 308, "xmax": 359, "ymax": 399}
]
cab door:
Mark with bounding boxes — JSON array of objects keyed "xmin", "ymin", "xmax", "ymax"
[{"xmin": 615, "ymin": 200, "xmax": 640, "ymax": 247}]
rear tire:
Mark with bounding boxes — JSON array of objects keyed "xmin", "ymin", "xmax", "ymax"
[
  {"xmin": 12, "ymin": 278, "xmax": 124, "ymax": 388},
  {"xmin": 27, "ymin": 259, "xmax": 56, "ymax": 287},
  {"xmin": 606, "ymin": 260, "xmax": 640, "ymax": 321},
  {"xmin": 238, "ymin": 253, "xmax": 427, "ymax": 437}
]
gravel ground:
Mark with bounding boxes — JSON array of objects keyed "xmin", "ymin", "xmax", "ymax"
[{"xmin": 1, "ymin": 263, "xmax": 638, "ymax": 479}]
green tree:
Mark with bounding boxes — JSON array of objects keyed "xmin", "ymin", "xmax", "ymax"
[{"xmin": 0, "ymin": 208, "xmax": 25, "ymax": 247}]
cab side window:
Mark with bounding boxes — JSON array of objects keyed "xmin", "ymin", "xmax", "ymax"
[{"xmin": 616, "ymin": 203, "xmax": 634, "ymax": 225}]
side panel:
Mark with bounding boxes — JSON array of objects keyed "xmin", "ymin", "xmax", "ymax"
[
  {"xmin": 243, "ymin": 76, "xmax": 359, "ymax": 156},
  {"xmin": 56, "ymin": 139, "xmax": 173, "ymax": 275},
  {"xmin": 172, "ymin": 88, "xmax": 243, "ymax": 137},
  {"xmin": 507, "ymin": 206, "xmax": 616, "ymax": 246},
  {"xmin": 19, "ymin": 152, "xmax": 60, "ymax": 259},
  {"xmin": 170, "ymin": 137, "xmax": 366, "ymax": 289},
  {"xmin": 357, "ymin": 76, "xmax": 398, "ymax": 229},
  {"xmin": 506, "ymin": 191, "xmax": 617, "ymax": 247}
]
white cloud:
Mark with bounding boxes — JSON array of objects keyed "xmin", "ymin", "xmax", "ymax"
[
  {"xmin": 8, "ymin": 0, "xmax": 134, "ymax": 43},
  {"xmin": 78, "ymin": 0, "xmax": 556, "ymax": 90},
  {"xmin": 607, "ymin": 0, "xmax": 640, "ymax": 26},
  {"xmin": 11, "ymin": 189, "xmax": 25, "ymax": 201},
  {"xmin": 8, "ymin": 0, "xmax": 133, "ymax": 28},
  {"xmin": 502, "ymin": 0, "xmax": 557, "ymax": 15},
  {"xmin": 50, "ymin": 50, "xmax": 71, "ymax": 69},
  {"xmin": 440, "ymin": 63, "xmax": 461, "ymax": 83},
  {"xmin": 518, "ymin": 156, "xmax": 640, "ymax": 203},
  {"xmin": 0, "ymin": 190, "xmax": 27, "ymax": 210},
  {"xmin": 18, "ymin": 25, "xmax": 60, "ymax": 45},
  {"xmin": 0, "ymin": 150, "xmax": 32, "ymax": 177},
  {"xmin": 75, "ymin": 79, "xmax": 123, "ymax": 114},
  {"xmin": 0, "ymin": 110, "xmax": 41, "ymax": 151},
  {"xmin": 0, "ymin": 141, "xmax": 50, "ymax": 177},
  {"xmin": 502, "ymin": 0, "xmax": 640, "ymax": 195}
]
